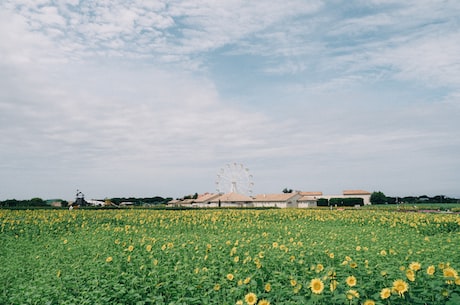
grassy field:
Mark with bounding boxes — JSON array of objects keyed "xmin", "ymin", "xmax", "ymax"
[{"xmin": 1, "ymin": 208, "xmax": 459, "ymax": 305}]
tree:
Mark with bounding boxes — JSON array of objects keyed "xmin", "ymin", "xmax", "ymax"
[
  {"xmin": 30, "ymin": 197, "xmax": 46, "ymax": 206},
  {"xmin": 370, "ymin": 191, "xmax": 387, "ymax": 205},
  {"xmin": 282, "ymin": 188, "xmax": 293, "ymax": 193}
]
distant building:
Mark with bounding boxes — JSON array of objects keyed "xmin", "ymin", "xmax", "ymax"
[
  {"xmin": 318, "ymin": 190, "xmax": 372, "ymax": 205},
  {"xmin": 252, "ymin": 193, "xmax": 302, "ymax": 208},
  {"xmin": 167, "ymin": 189, "xmax": 371, "ymax": 208}
]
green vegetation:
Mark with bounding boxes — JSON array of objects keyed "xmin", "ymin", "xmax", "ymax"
[{"xmin": 1, "ymin": 209, "xmax": 459, "ymax": 304}]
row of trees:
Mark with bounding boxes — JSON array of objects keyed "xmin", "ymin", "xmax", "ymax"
[
  {"xmin": 0, "ymin": 196, "xmax": 172, "ymax": 207},
  {"xmin": 370, "ymin": 192, "xmax": 458, "ymax": 204},
  {"xmin": 0, "ymin": 198, "xmax": 67, "ymax": 207},
  {"xmin": 108, "ymin": 197, "xmax": 172, "ymax": 206}
]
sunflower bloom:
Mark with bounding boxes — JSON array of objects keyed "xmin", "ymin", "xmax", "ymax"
[
  {"xmin": 257, "ymin": 299, "xmax": 270, "ymax": 305},
  {"xmin": 245, "ymin": 292, "xmax": 257, "ymax": 305},
  {"xmin": 316, "ymin": 263, "xmax": 324, "ymax": 272},
  {"xmin": 310, "ymin": 278, "xmax": 325, "ymax": 294},
  {"xmin": 105, "ymin": 256, "xmax": 113, "ymax": 263},
  {"xmin": 409, "ymin": 262, "xmax": 421, "ymax": 271},
  {"xmin": 392, "ymin": 279, "xmax": 409, "ymax": 296},
  {"xmin": 264, "ymin": 283, "xmax": 271, "ymax": 292},
  {"xmin": 346, "ymin": 275, "xmax": 357, "ymax": 287},
  {"xmin": 427, "ymin": 265, "xmax": 435, "ymax": 275},
  {"xmin": 346, "ymin": 289, "xmax": 359, "ymax": 300},
  {"xmin": 363, "ymin": 300, "xmax": 375, "ymax": 305},
  {"xmin": 443, "ymin": 267, "xmax": 458, "ymax": 278},
  {"xmin": 227, "ymin": 273, "xmax": 234, "ymax": 281},
  {"xmin": 330, "ymin": 280, "xmax": 338, "ymax": 292},
  {"xmin": 380, "ymin": 288, "xmax": 391, "ymax": 299},
  {"xmin": 406, "ymin": 269, "xmax": 415, "ymax": 282}
]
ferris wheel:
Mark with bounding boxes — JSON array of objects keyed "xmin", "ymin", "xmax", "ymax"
[{"xmin": 216, "ymin": 162, "xmax": 254, "ymax": 195}]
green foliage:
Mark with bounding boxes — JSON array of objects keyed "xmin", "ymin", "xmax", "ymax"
[
  {"xmin": 0, "ymin": 198, "xmax": 47, "ymax": 207},
  {"xmin": 1, "ymin": 209, "xmax": 459, "ymax": 304},
  {"xmin": 317, "ymin": 198, "xmax": 329, "ymax": 207},
  {"xmin": 329, "ymin": 197, "xmax": 364, "ymax": 206},
  {"xmin": 370, "ymin": 191, "xmax": 387, "ymax": 205},
  {"xmin": 109, "ymin": 196, "xmax": 169, "ymax": 206}
]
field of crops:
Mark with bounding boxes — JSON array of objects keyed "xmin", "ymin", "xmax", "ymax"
[{"xmin": 1, "ymin": 208, "xmax": 459, "ymax": 305}]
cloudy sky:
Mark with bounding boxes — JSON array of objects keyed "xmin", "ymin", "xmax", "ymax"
[{"xmin": 1, "ymin": 0, "xmax": 459, "ymax": 200}]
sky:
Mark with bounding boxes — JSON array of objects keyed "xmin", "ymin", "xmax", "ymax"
[{"xmin": 1, "ymin": 0, "xmax": 459, "ymax": 201}]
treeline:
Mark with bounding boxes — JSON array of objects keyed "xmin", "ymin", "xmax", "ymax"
[
  {"xmin": 0, "ymin": 196, "xmax": 172, "ymax": 208},
  {"xmin": 107, "ymin": 197, "xmax": 172, "ymax": 206},
  {"xmin": 0, "ymin": 198, "xmax": 67, "ymax": 207},
  {"xmin": 316, "ymin": 197, "xmax": 364, "ymax": 207},
  {"xmin": 387, "ymin": 195, "xmax": 458, "ymax": 204},
  {"xmin": 370, "ymin": 192, "xmax": 458, "ymax": 204}
]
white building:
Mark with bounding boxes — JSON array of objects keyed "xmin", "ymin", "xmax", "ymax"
[
  {"xmin": 168, "ymin": 189, "xmax": 372, "ymax": 208},
  {"xmin": 252, "ymin": 193, "xmax": 302, "ymax": 208}
]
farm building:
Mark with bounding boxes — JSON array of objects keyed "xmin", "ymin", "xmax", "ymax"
[
  {"xmin": 210, "ymin": 192, "xmax": 254, "ymax": 208},
  {"xmin": 317, "ymin": 190, "xmax": 372, "ymax": 205},
  {"xmin": 168, "ymin": 189, "xmax": 371, "ymax": 208},
  {"xmin": 252, "ymin": 193, "xmax": 302, "ymax": 208}
]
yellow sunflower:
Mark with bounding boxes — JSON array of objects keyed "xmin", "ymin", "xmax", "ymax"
[
  {"xmin": 346, "ymin": 275, "xmax": 357, "ymax": 287},
  {"xmin": 257, "ymin": 299, "xmax": 270, "ymax": 305},
  {"xmin": 409, "ymin": 262, "xmax": 421, "ymax": 271},
  {"xmin": 316, "ymin": 263, "xmax": 324, "ymax": 272},
  {"xmin": 346, "ymin": 289, "xmax": 359, "ymax": 300},
  {"xmin": 363, "ymin": 300, "xmax": 375, "ymax": 305},
  {"xmin": 227, "ymin": 273, "xmax": 234, "ymax": 281},
  {"xmin": 245, "ymin": 292, "xmax": 257, "ymax": 305},
  {"xmin": 426, "ymin": 265, "xmax": 435, "ymax": 275},
  {"xmin": 443, "ymin": 267, "xmax": 458, "ymax": 278},
  {"xmin": 406, "ymin": 269, "xmax": 415, "ymax": 282},
  {"xmin": 330, "ymin": 280, "xmax": 338, "ymax": 292},
  {"xmin": 310, "ymin": 278, "xmax": 325, "ymax": 294},
  {"xmin": 264, "ymin": 283, "xmax": 271, "ymax": 292},
  {"xmin": 392, "ymin": 279, "xmax": 409, "ymax": 296},
  {"xmin": 380, "ymin": 288, "xmax": 391, "ymax": 299},
  {"xmin": 105, "ymin": 256, "xmax": 113, "ymax": 263}
]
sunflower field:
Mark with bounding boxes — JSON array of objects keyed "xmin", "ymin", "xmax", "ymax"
[{"xmin": 1, "ymin": 208, "xmax": 459, "ymax": 305}]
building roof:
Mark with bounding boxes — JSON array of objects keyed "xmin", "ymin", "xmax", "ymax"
[
  {"xmin": 253, "ymin": 193, "xmax": 299, "ymax": 202},
  {"xmin": 212, "ymin": 192, "xmax": 254, "ymax": 202},
  {"xmin": 343, "ymin": 190, "xmax": 371, "ymax": 195},
  {"xmin": 299, "ymin": 191, "xmax": 323, "ymax": 196},
  {"xmin": 193, "ymin": 193, "xmax": 221, "ymax": 203},
  {"xmin": 298, "ymin": 195, "xmax": 318, "ymax": 201}
]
